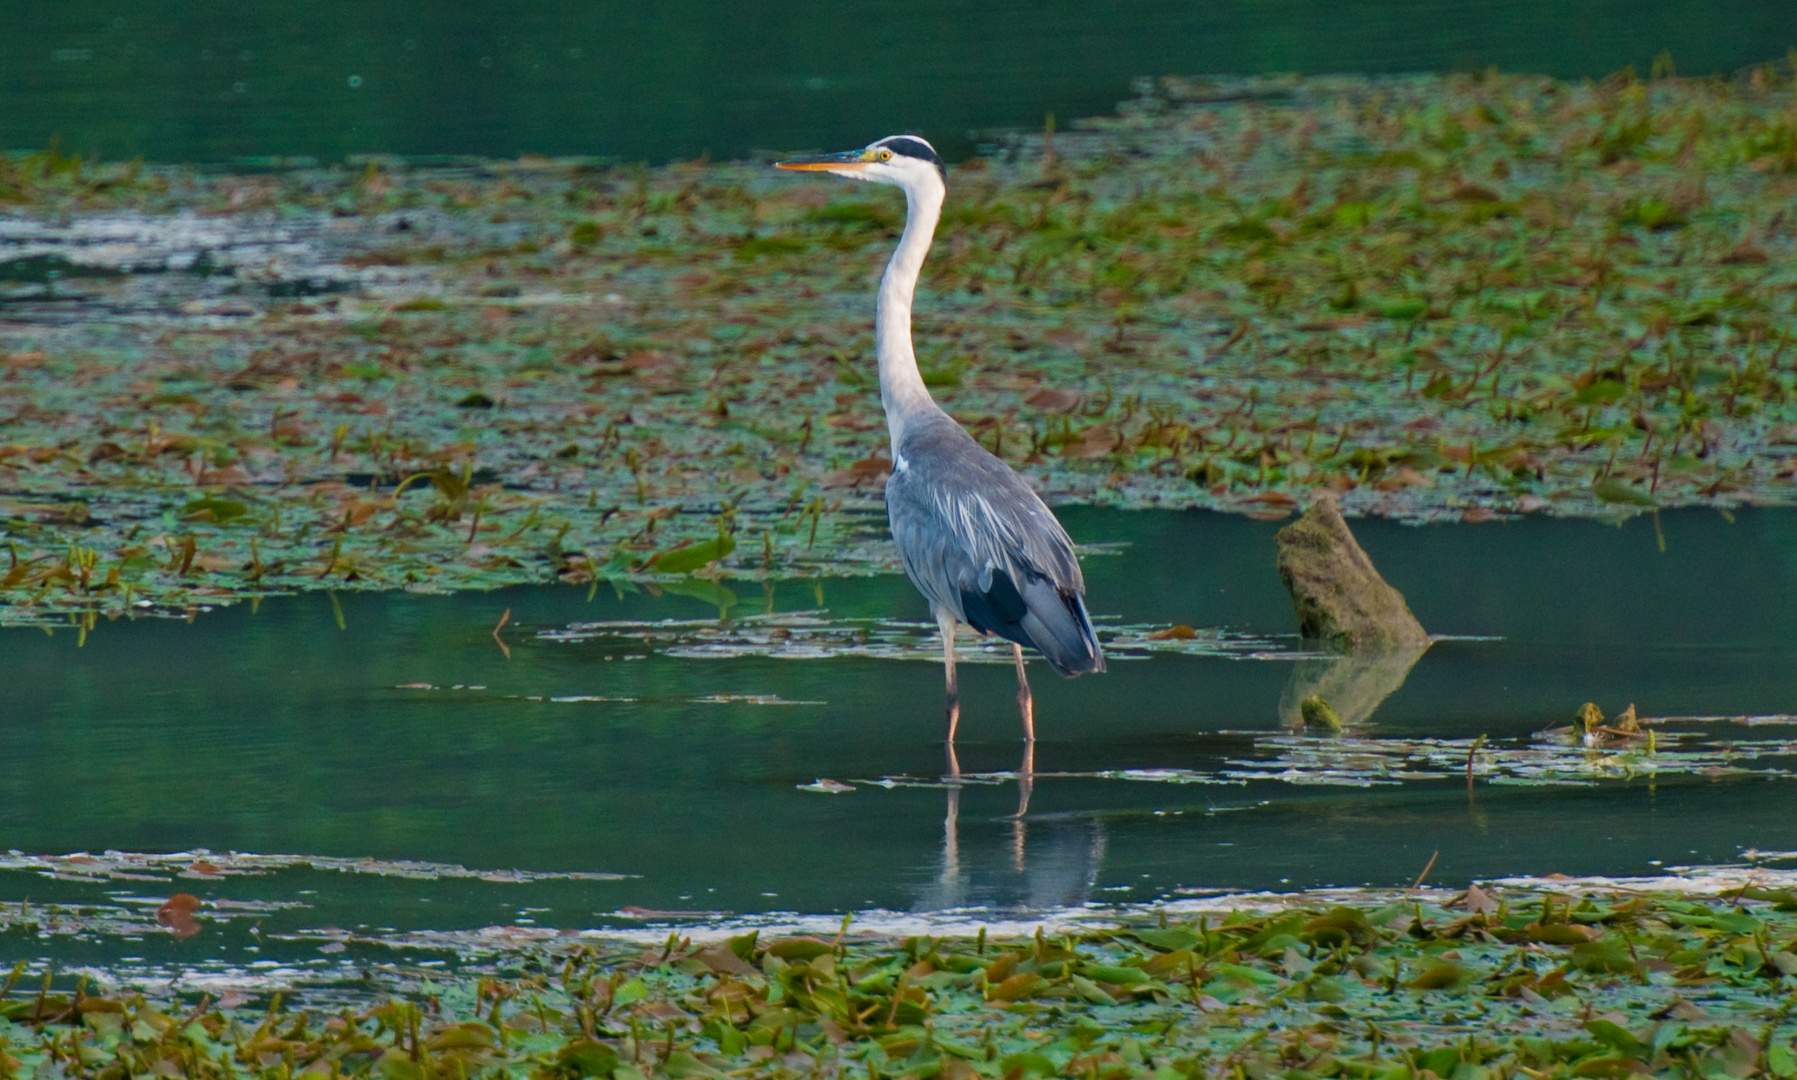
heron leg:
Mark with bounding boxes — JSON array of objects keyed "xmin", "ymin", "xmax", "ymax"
[
  {"xmin": 1013, "ymin": 739, "xmax": 1035, "ymax": 818},
  {"xmin": 1012, "ymin": 641, "xmax": 1035, "ymax": 742},
  {"xmin": 938, "ymin": 610, "xmax": 961, "ymax": 745},
  {"xmin": 1010, "ymin": 741, "xmax": 1033, "ymax": 868}
]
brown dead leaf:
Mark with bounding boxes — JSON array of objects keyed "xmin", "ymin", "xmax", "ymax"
[
  {"xmin": 1650, "ymin": 998, "xmax": 1712, "ymax": 1022},
  {"xmin": 1025, "ymin": 387, "xmax": 1085, "ymax": 413},
  {"xmin": 1462, "ymin": 883, "xmax": 1500, "ymax": 915},
  {"xmin": 826, "ymin": 411, "xmax": 881, "ymax": 431},
  {"xmin": 1373, "ymin": 467, "xmax": 1432, "ymax": 491},
  {"xmin": 1060, "ymin": 423, "xmax": 1118, "ymax": 459},
  {"xmin": 822, "ymin": 454, "xmax": 892, "ymax": 489},
  {"xmin": 157, "ymin": 893, "xmax": 202, "ymax": 938},
  {"xmin": 341, "ymin": 499, "xmax": 384, "ymax": 527},
  {"xmin": 692, "ymin": 946, "xmax": 754, "ymax": 977},
  {"xmin": 1147, "ymin": 624, "xmax": 1198, "ymax": 640}
]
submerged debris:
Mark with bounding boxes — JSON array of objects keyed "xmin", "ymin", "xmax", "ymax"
[
  {"xmin": 1298, "ymin": 693, "xmax": 1344, "ymax": 731},
  {"xmin": 1275, "ymin": 494, "xmax": 1429, "ymax": 649},
  {"xmin": 1574, "ymin": 700, "xmax": 1652, "ymax": 744}
]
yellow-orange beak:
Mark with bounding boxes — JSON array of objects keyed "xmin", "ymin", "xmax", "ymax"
[{"xmin": 775, "ymin": 148, "xmax": 871, "ymax": 172}]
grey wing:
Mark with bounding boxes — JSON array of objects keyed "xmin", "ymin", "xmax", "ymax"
[{"xmin": 885, "ymin": 427, "xmax": 1103, "ymax": 676}]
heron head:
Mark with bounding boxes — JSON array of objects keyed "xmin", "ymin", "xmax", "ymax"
[{"xmin": 776, "ymin": 135, "xmax": 946, "ymax": 190}]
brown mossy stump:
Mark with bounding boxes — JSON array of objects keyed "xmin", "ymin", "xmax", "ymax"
[{"xmin": 1275, "ymin": 494, "xmax": 1429, "ymax": 651}]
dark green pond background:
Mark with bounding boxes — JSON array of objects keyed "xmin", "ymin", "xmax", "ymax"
[{"xmin": 6, "ymin": 0, "xmax": 1796, "ymax": 164}]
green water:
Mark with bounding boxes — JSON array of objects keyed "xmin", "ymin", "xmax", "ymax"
[
  {"xmin": 6, "ymin": 1, "xmax": 1795, "ymax": 164},
  {"xmin": 5, "ymin": 506, "xmax": 1797, "ymax": 963}
]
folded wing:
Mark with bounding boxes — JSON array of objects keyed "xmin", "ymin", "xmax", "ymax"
[{"xmin": 886, "ymin": 417, "xmax": 1104, "ymax": 676}]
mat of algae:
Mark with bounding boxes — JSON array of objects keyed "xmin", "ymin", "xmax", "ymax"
[
  {"xmin": 10, "ymin": 884, "xmax": 1797, "ymax": 1080},
  {"xmin": 4, "ymin": 66, "xmax": 1797, "ymax": 626}
]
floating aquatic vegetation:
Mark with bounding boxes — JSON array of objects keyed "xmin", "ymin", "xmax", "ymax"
[
  {"xmin": 537, "ymin": 612, "xmax": 1289, "ymax": 664},
  {"xmin": 10, "ymin": 886, "xmax": 1797, "ymax": 1080},
  {"xmin": 4, "ymin": 67, "xmax": 1797, "ymax": 626},
  {"xmin": 1216, "ymin": 725, "xmax": 1797, "ymax": 788},
  {"xmin": 792, "ymin": 713, "xmax": 1797, "ymax": 792}
]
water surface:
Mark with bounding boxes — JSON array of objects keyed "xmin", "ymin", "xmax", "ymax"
[
  {"xmin": 7, "ymin": 1, "xmax": 1795, "ymax": 163},
  {"xmin": 5, "ymin": 506, "xmax": 1796, "ymax": 961}
]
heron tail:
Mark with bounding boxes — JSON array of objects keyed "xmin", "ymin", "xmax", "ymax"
[{"xmin": 959, "ymin": 568, "xmax": 1105, "ymax": 677}]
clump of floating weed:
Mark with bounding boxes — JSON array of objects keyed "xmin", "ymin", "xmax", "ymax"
[{"xmin": 8, "ymin": 890, "xmax": 1797, "ymax": 1079}]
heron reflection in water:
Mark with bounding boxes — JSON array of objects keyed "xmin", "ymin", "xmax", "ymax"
[
  {"xmin": 777, "ymin": 137, "xmax": 1104, "ymax": 756},
  {"xmin": 916, "ymin": 743, "xmax": 1110, "ymax": 914}
]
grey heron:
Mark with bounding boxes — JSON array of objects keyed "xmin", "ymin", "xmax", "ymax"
[{"xmin": 777, "ymin": 135, "xmax": 1105, "ymax": 747}]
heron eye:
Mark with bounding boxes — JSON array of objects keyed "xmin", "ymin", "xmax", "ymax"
[{"xmin": 878, "ymin": 149, "xmax": 893, "ymax": 162}]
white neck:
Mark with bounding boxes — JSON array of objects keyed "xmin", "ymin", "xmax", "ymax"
[{"xmin": 875, "ymin": 174, "xmax": 946, "ymax": 452}]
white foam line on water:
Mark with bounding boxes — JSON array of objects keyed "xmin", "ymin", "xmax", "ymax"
[
  {"xmin": 690, "ymin": 694, "xmax": 826, "ymax": 705},
  {"xmin": 1491, "ymin": 866, "xmax": 1797, "ymax": 894},
  {"xmin": 273, "ymin": 865, "xmax": 1797, "ymax": 950},
  {"xmin": 546, "ymin": 695, "xmax": 638, "ymax": 703},
  {"xmin": 0, "ymin": 850, "xmax": 634, "ymax": 882}
]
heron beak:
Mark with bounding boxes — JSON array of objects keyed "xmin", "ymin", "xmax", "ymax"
[{"xmin": 774, "ymin": 148, "xmax": 870, "ymax": 172}]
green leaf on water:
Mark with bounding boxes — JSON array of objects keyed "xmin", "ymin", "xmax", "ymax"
[
  {"xmin": 1406, "ymin": 961, "xmax": 1469, "ymax": 990},
  {"xmin": 651, "ymin": 534, "xmax": 736, "ymax": 575},
  {"xmin": 377, "ymin": 1048, "xmax": 424, "ymax": 1080},
  {"xmin": 725, "ymin": 930, "xmax": 758, "ymax": 961},
  {"xmin": 1591, "ymin": 477, "xmax": 1659, "ymax": 506},
  {"xmin": 1583, "ymin": 1019, "xmax": 1650, "ymax": 1060},
  {"xmin": 1082, "ymin": 963, "xmax": 1152, "ymax": 987},
  {"xmin": 1709, "ymin": 911, "xmax": 1765, "ymax": 934},
  {"xmin": 569, "ymin": 221, "xmax": 602, "ymax": 248},
  {"xmin": 1000, "ymin": 1052, "xmax": 1057, "ymax": 1078},
  {"xmin": 1207, "ymin": 962, "xmax": 1282, "ymax": 989},
  {"xmin": 611, "ymin": 978, "xmax": 647, "ymax": 1008},
  {"xmin": 765, "ymin": 936, "xmax": 833, "ymax": 961},
  {"xmin": 1129, "ymin": 927, "xmax": 1199, "ymax": 952},
  {"xmin": 1070, "ymin": 975, "xmax": 1116, "ymax": 1005},
  {"xmin": 1574, "ymin": 379, "xmax": 1627, "ymax": 405},
  {"xmin": 181, "ymin": 498, "xmax": 248, "ymax": 523}
]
